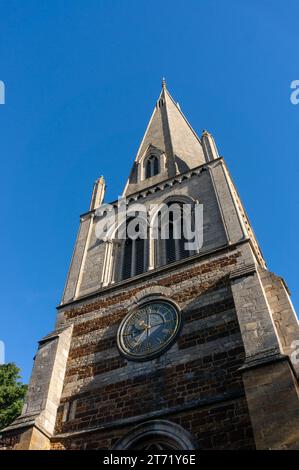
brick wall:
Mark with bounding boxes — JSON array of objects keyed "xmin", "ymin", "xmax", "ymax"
[
  {"xmin": 52, "ymin": 247, "xmax": 255, "ymax": 449},
  {"xmin": 51, "ymin": 397, "xmax": 254, "ymax": 450}
]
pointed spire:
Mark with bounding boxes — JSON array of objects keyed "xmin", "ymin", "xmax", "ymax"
[{"xmin": 123, "ymin": 82, "xmax": 207, "ymax": 195}]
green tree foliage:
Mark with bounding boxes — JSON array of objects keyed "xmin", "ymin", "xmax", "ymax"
[{"xmin": 0, "ymin": 363, "xmax": 27, "ymax": 430}]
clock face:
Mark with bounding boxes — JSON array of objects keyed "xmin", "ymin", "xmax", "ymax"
[{"xmin": 118, "ymin": 301, "xmax": 181, "ymax": 361}]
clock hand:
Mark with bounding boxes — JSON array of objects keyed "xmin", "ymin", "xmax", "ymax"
[
  {"xmin": 146, "ymin": 323, "xmax": 150, "ymax": 349},
  {"xmin": 148, "ymin": 324, "xmax": 162, "ymax": 335},
  {"xmin": 134, "ymin": 329, "xmax": 147, "ymax": 346},
  {"xmin": 148, "ymin": 320, "xmax": 170, "ymax": 328}
]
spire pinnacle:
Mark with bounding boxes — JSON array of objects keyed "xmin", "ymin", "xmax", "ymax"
[
  {"xmin": 162, "ymin": 77, "xmax": 166, "ymax": 90},
  {"xmin": 90, "ymin": 175, "xmax": 106, "ymax": 210}
]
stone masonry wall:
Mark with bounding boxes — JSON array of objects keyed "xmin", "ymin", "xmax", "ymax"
[{"xmin": 52, "ymin": 244, "xmax": 256, "ymax": 449}]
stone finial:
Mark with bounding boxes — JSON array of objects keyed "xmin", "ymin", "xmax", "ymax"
[
  {"xmin": 201, "ymin": 129, "xmax": 219, "ymax": 161},
  {"xmin": 90, "ymin": 175, "xmax": 106, "ymax": 210}
]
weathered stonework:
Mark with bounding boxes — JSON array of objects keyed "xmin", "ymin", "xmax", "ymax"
[{"xmin": 1, "ymin": 82, "xmax": 298, "ymax": 450}]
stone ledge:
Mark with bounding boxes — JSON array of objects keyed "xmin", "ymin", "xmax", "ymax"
[
  {"xmin": 0, "ymin": 411, "xmax": 39, "ymax": 433},
  {"xmin": 39, "ymin": 326, "xmax": 69, "ymax": 345},
  {"xmin": 58, "ymin": 239, "xmax": 251, "ymax": 310},
  {"xmin": 80, "ymin": 157, "xmax": 224, "ymax": 218},
  {"xmin": 229, "ymin": 263, "xmax": 256, "ymax": 281},
  {"xmin": 0, "ymin": 418, "xmax": 51, "ymax": 440},
  {"xmin": 239, "ymin": 348, "xmax": 287, "ymax": 372}
]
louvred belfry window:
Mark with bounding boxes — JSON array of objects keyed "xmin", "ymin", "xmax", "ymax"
[
  {"xmin": 122, "ymin": 238, "xmax": 133, "ymax": 280},
  {"xmin": 145, "ymin": 155, "xmax": 160, "ymax": 178},
  {"xmin": 146, "ymin": 158, "xmax": 152, "ymax": 179},
  {"xmin": 165, "ymin": 211, "xmax": 176, "ymax": 264},
  {"xmin": 157, "ymin": 201, "xmax": 195, "ymax": 267},
  {"xmin": 119, "ymin": 219, "xmax": 148, "ymax": 281},
  {"xmin": 135, "ymin": 237, "xmax": 145, "ymax": 275},
  {"xmin": 153, "ymin": 155, "xmax": 159, "ymax": 175}
]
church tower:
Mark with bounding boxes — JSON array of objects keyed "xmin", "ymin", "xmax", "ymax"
[{"xmin": 2, "ymin": 82, "xmax": 299, "ymax": 450}]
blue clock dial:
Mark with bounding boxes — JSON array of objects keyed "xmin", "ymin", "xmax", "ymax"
[{"xmin": 118, "ymin": 301, "xmax": 180, "ymax": 360}]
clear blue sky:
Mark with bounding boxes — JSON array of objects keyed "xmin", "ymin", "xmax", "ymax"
[{"xmin": 0, "ymin": 0, "xmax": 298, "ymax": 383}]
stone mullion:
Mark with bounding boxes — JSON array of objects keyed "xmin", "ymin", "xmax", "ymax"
[{"xmin": 131, "ymin": 239, "xmax": 136, "ymax": 277}]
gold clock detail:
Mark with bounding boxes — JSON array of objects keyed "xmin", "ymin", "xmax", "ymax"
[{"xmin": 117, "ymin": 301, "xmax": 181, "ymax": 361}]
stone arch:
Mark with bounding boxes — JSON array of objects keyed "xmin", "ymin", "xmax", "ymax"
[
  {"xmin": 101, "ymin": 212, "xmax": 149, "ymax": 286},
  {"xmin": 137, "ymin": 145, "xmax": 165, "ymax": 181},
  {"xmin": 123, "ymin": 285, "xmax": 174, "ymax": 310},
  {"xmin": 149, "ymin": 195, "xmax": 198, "ymax": 268},
  {"xmin": 149, "ymin": 194, "xmax": 197, "ymax": 230},
  {"xmin": 113, "ymin": 420, "xmax": 197, "ymax": 450}
]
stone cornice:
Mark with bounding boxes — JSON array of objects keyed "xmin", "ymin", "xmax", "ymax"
[
  {"xmin": 229, "ymin": 263, "xmax": 257, "ymax": 281},
  {"xmin": 80, "ymin": 157, "xmax": 224, "ymax": 219},
  {"xmin": 239, "ymin": 349, "xmax": 288, "ymax": 373}
]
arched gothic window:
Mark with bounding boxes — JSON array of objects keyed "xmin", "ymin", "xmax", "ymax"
[
  {"xmin": 131, "ymin": 435, "xmax": 181, "ymax": 450},
  {"xmin": 106, "ymin": 200, "xmax": 197, "ymax": 284},
  {"xmin": 114, "ymin": 218, "xmax": 148, "ymax": 282},
  {"xmin": 145, "ymin": 155, "xmax": 160, "ymax": 179},
  {"xmin": 156, "ymin": 201, "xmax": 196, "ymax": 267},
  {"xmin": 113, "ymin": 420, "xmax": 197, "ymax": 450}
]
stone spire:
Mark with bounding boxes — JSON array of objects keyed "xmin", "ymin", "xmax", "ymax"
[{"xmin": 123, "ymin": 82, "xmax": 207, "ymax": 195}]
